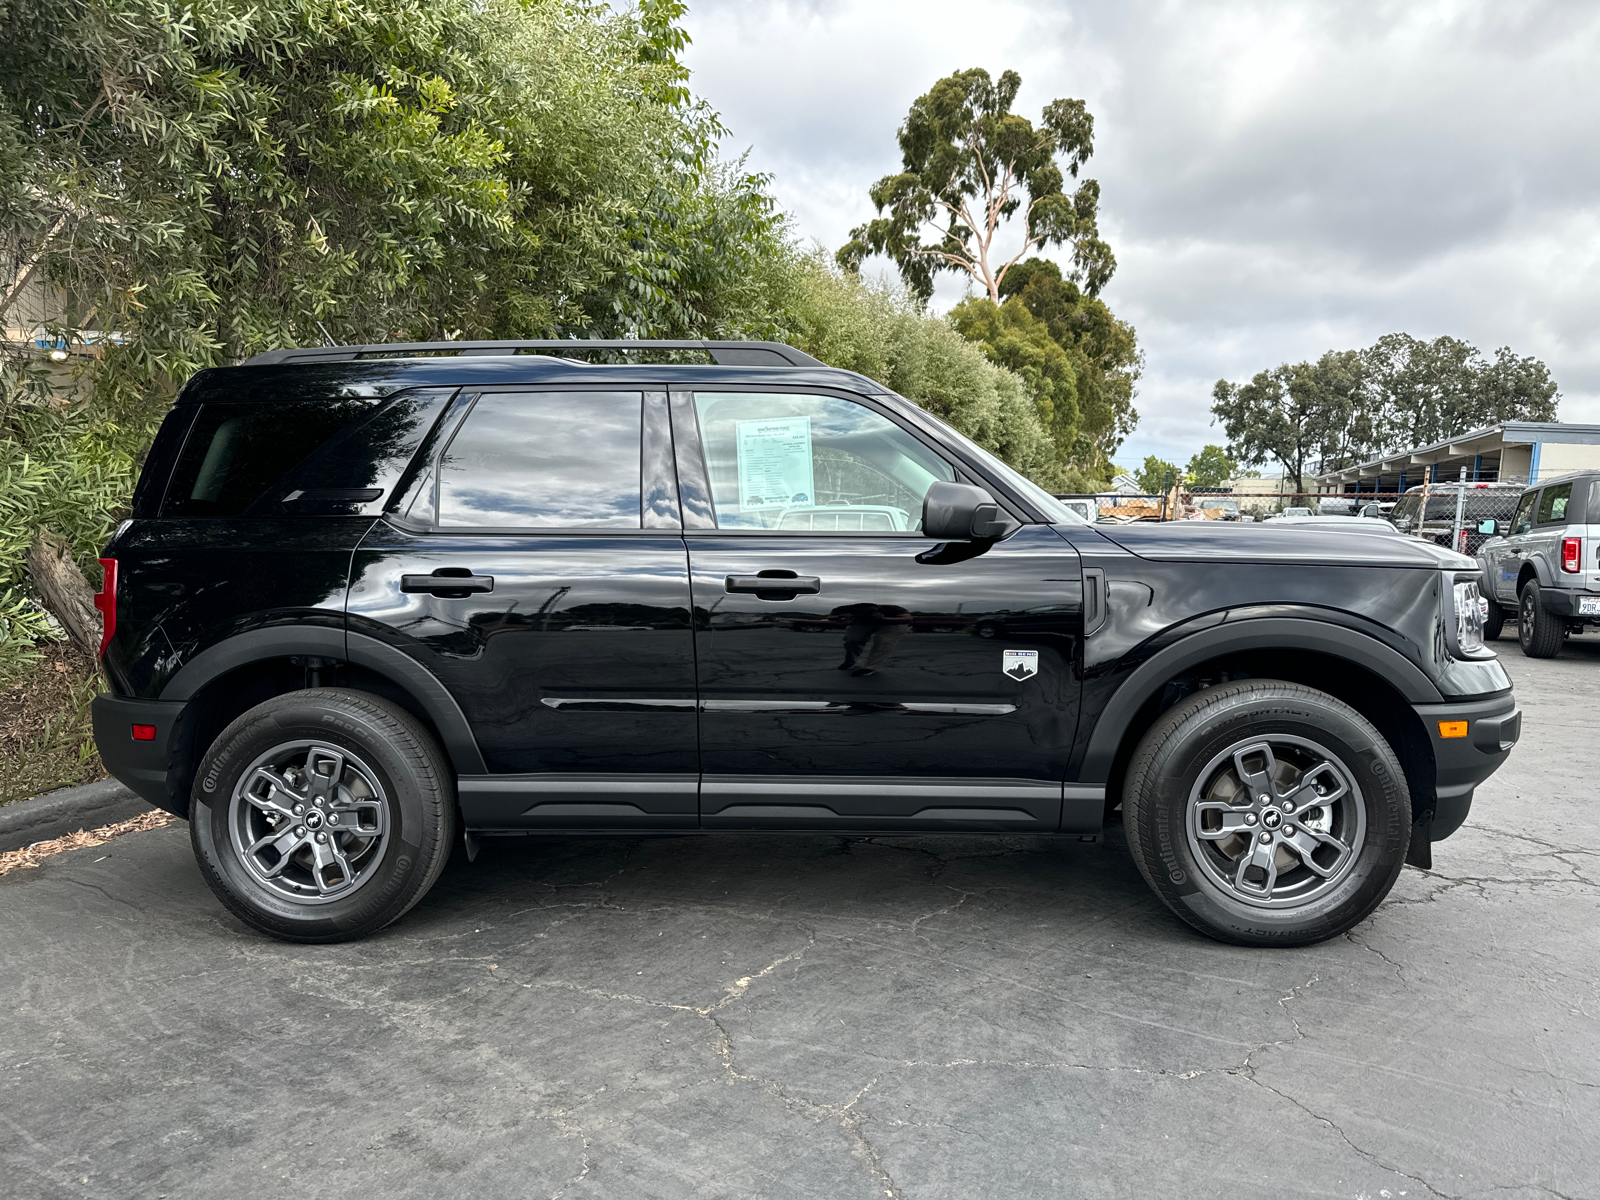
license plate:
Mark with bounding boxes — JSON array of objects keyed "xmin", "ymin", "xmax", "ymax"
[{"xmin": 1580, "ymin": 597, "xmax": 1600, "ymax": 616}]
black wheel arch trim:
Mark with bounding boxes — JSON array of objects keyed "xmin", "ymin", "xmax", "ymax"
[
  {"xmin": 1076, "ymin": 615, "xmax": 1444, "ymax": 784},
  {"xmin": 159, "ymin": 626, "xmax": 488, "ymax": 774}
]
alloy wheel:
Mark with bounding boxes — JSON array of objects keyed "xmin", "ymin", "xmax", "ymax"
[
  {"xmin": 1185, "ymin": 735, "xmax": 1367, "ymax": 908},
  {"xmin": 228, "ymin": 740, "xmax": 391, "ymax": 904}
]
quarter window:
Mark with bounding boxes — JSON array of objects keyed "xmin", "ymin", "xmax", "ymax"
[
  {"xmin": 1535, "ymin": 482, "xmax": 1572, "ymax": 526},
  {"xmin": 692, "ymin": 392, "xmax": 955, "ymax": 531},
  {"xmin": 1509, "ymin": 492, "xmax": 1536, "ymax": 536},
  {"xmin": 437, "ymin": 392, "xmax": 642, "ymax": 528}
]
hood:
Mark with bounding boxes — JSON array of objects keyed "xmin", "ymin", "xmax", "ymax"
[{"xmin": 1089, "ymin": 521, "xmax": 1476, "ymax": 569}]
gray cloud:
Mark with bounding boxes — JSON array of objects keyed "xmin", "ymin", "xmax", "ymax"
[{"xmin": 683, "ymin": 0, "xmax": 1600, "ymax": 469}]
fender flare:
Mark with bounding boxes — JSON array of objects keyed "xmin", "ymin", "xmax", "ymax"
[
  {"xmin": 160, "ymin": 626, "xmax": 487, "ymax": 774},
  {"xmin": 1077, "ymin": 616, "xmax": 1442, "ymax": 784}
]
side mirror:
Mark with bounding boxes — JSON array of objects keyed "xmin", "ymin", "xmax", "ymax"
[
  {"xmin": 922, "ymin": 481, "xmax": 1015, "ymax": 541},
  {"xmin": 1477, "ymin": 519, "xmax": 1499, "ymax": 536},
  {"xmin": 1358, "ymin": 503, "xmax": 1382, "ymax": 519}
]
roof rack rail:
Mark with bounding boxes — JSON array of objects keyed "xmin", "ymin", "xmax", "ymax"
[{"xmin": 240, "ymin": 339, "xmax": 827, "ymax": 369}]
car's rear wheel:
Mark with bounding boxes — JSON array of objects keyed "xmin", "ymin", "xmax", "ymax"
[
  {"xmin": 1518, "ymin": 581, "xmax": 1564, "ymax": 658},
  {"xmin": 190, "ymin": 689, "xmax": 455, "ymax": 942},
  {"xmin": 1482, "ymin": 597, "xmax": 1506, "ymax": 640},
  {"xmin": 1123, "ymin": 680, "xmax": 1410, "ymax": 947}
]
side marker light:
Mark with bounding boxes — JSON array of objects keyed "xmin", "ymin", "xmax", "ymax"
[
  {"xmin": 1437, "ymin": 721, "xmax": 1468, "ymax": 739},
  {"xmin": 132, "ymin": 724, "xmax": 157, "ymax": 741}
]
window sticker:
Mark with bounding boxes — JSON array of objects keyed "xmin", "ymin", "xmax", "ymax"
[{"xmin": 735, "ymin": 416, "xmax": 815, "ymax": 512}]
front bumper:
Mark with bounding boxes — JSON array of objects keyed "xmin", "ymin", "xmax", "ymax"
[
  {"xmin": 1411, "ymin": 690, "xmax": 1521, "ymax": 854},
  {"xmin": 91, "ymin": 693, "xmax": 189, "ymax": 817},
  {"xmin": 1538, "ymin": 586, "xmax": 1600, "ymax": 619}
]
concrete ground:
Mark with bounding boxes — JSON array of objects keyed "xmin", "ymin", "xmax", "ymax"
[{"xmin": 3, "ymin": 642, "xmax": 1597, "ymax": 1200}]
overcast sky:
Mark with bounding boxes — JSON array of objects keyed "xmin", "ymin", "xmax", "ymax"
[{"xmin": 681, "ymin": 0, "xmax": 1600, "ymax": 472}]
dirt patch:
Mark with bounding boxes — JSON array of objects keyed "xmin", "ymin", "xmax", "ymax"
[
  {"xmin": 0, "ymin": 808, "xmax": 173, "ymax": 877},
  {"xmin": 0, "ymin": 642, "xmax": 104, "ymax": 806}
]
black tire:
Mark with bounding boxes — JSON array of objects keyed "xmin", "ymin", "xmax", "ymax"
[
  {"xmin": 190, "ymin": 689, "xmax": 456, "ymax": 943},
  {"xmin": 1483, "ymin": 597, "xmax": 1506, "ymax": 641},
  {"xmin": 1123, "ymin": 680, "xmax": 1410, "ymax": 947},
  {"xmin": 1518, "ymin": 581, "xmax": 1564, "ymax": 658}
]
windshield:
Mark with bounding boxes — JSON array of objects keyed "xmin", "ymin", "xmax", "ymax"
[{"xmin": 912, "ymin": 408, "xmax": 1087, "ymax": 524}]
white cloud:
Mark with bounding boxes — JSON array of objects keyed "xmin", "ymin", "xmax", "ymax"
[{"xmin": 683, "ymin": 0, "xmax": 1600, "ymax": 468}]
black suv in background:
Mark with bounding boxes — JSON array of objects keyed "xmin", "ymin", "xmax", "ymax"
[{"xmin": 93, "ymin": 340, "xmax": 1521, "ymax": 946}]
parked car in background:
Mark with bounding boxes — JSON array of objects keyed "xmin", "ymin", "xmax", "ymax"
[
  {"xmin": 1391, "ymin": 482, "xmax": 1522, "ymax": 557},
  {"xmin": 1475, "ymin": 471, "xmax": 1600, "ymax": 656}
]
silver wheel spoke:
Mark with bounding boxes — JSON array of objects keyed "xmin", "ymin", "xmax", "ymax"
[
  {"xmin": 1194, "ymin": 801, "xmax": 1254, "ymax": 840},
  {"xmin": 327, "ymin": 798, "xmax": 386, "ymax": 837},
  {"xmin": 305, "ymin": 746, "xmax": 347, "ymax": 801},
  {"xmin": 1233, "ymin": 837, "xmax": 1278, "ymax": 898},
  {"xmin": 1285, "ymin": 760, "xmax": 1348, "ymax": 815},
  {"xmin": 1231, "ymin": 743, "xmax": 1280, "ymax": 800},
  {"xmin": 243, "ymin": 767, "xmax": 303, "ymax": 819},
  {"xmin": 249, "ymin": 827, "xmax": 305, "ymax": 876},
  {"xmin": 1281, "ymin": 827, "xmax": 1351, "ymax": 878}
]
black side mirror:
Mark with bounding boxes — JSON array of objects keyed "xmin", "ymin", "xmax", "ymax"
[
  {"xmin": 1477, "ymin": 519, "xmax": 1498, "ymax": 536},
  {"xmin": 922, "ymin": 481, "xmax": 1016, "ymax": 541}
]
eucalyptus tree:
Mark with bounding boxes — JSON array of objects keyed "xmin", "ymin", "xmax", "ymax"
[{"xmin": 837, "ymin": 68, "xmax": 1115, "ymax": 304}]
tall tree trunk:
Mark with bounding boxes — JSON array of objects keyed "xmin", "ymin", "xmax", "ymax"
[{"xmin": 26, "ymin": 530, "xmax": 102, "ymax": 661}]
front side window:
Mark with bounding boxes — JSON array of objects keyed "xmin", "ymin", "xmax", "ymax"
[
  {"xmin": 1536, "ymin": 482, "xmax": 1572, "ymax": 526},
  {"xmin": 1510, "ymin": 492, "xmax": 1536, "ymax": 536},
  {"xmin": 692, "ymin": 392, "xmax": 954, "ymax": 531},
  {"xmin": 437, "ymin": 392, "xmax": 642, "ymax": 528}
]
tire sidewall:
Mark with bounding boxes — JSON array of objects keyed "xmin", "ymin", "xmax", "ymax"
[
  {"xmin": 1133, "ymin": 688, "xmax": 1410, "ymax": 946},
  {"xmin": 191, "ymin": 693, "xmax": 436, "ymax": 940}
]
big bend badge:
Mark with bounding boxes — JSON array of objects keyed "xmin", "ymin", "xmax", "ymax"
[{"xmin": 1002, "ymin": 649, "xmax": 1039, "ymax": 681}]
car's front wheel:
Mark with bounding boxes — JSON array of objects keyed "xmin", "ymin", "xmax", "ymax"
[
  {"xmin": 1518, "ymin": 582, "xmax": 1564, "ymax": 658},
  {"xmin": 1123, "ymin": 680, "xmax": 1410, "ymax": 947},
  {"xmin": 190, "ymin": 689, "xmax": 456, "ymax": 942}
]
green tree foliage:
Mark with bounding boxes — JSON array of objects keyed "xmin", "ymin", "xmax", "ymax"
[
  {"xmin": 949, "ymin": 257, "xmax": 1139, "ymax": 480},
  {"xmin": 1135, "ymin": 456, "xmax": 1180, "ymax": 496},
  {"xmin": 1185, "ymin": 444, "xmax": 1235, "ymax": 488},
  {"xmin": 836, "ymin": 68, "xmax": 1113, "ymax": 303},
  {"xmin": 0, "ymin": 0, "xmax": 787, "ymax": 425},
  {"xmin": 1212, "ymin": 335, "xmax": 1560, "ymax": 486},
  {"xmin": 784, "ymin": 257, "xmax": 1072, "ymax": 488}
]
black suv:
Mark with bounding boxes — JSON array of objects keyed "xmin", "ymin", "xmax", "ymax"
[{"xmin": 91, "ymin": 339, "xmax": 1522, "ymax": 946}]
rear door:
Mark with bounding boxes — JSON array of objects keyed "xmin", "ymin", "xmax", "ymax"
[
  {"xmin": 1493, "ymin": 490, "xmax": 1538, "ymax": 602},
  {"xmin": 672, "ymin": 387, "xmax": 1083, "ymax": 833},
  {"xmin": 347, "ymin": 388, "xmax": 699, "ymax": 830}
]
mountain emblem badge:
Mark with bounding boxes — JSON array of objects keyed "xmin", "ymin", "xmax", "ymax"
[{"xmin": 1002, "ymin": 649, "xmax": 1039, "ymax": 681}]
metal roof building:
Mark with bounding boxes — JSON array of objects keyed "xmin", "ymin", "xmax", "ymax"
[{"xmin": 1313, "ymin": 421, "xmax": 1600, "ymax": 493}]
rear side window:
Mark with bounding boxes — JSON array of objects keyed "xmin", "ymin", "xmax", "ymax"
[
  {"xmin": 163, "ymin": 401, "xmax": 373, "ymax": 517},
  {"xmin": 436, "ymin": 392, "xmax": 641, "ymax": 528},
  {"xmin": 1536, "ymin": 482, "xmax": 1573, "ymax": 526}
]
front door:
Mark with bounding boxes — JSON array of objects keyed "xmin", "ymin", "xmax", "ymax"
[
  {"xmin": 1491, "ymin": 489, "xmax": 1539, "ymax": 602},
  {"xmin": 348, "ymin": 387, "xmax": 699, "ymax": 829},
  {"xmin": 672, "ymin": 388, "xmax": 1083, "ymax": 832}
]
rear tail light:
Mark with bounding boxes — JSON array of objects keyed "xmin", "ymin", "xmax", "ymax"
[
  {"xmin": 131, "ymin": 724, "xmax": 157, "ymax": 741},
  {"xmin": 1561, "ymin": 538, "xmax": 1581, "ymax": 573},
  {"xmin": 93, "ymin": 557, "xmax": 117, "ymax": 656}
]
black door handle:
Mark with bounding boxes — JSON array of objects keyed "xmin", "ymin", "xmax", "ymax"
[
  {"xmin": 726, "ymin": 573, "xmax": 821, "ymax": 598},
  {"xmin": 402, "ymin": 569, "xmax": 494, "ymax": 596}
]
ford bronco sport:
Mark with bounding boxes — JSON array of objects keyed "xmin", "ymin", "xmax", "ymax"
[
  {"xmin": 1476, "ymin": 471, "xmax": 1600, "ymax": 656},
  {"xmin": 91, "ymin": 339, "xmax": 1522, "ymax": 946}
]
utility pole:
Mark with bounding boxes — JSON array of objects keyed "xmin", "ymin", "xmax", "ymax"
[{"xmin": 1452, "ymin": 466, "xmax": 1468, "ymax": 554}]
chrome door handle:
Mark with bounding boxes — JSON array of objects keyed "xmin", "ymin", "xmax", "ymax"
[
  {"xmin": 725, "ymin": 573, "xmax": 821, "ymax": 599},
  {"xmin": 402, "ymin": 569, "xmax": 494, "ymax": 596}
]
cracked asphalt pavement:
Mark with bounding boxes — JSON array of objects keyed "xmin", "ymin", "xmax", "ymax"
[{"xmin": 3, "ymin": 643, "xmax": 1598, "ymax": 1199}]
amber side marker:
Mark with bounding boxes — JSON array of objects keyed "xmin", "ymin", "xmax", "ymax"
[{"xmin": 1438, "ymin": 721, "xmax": 1469, "ymax": 739}]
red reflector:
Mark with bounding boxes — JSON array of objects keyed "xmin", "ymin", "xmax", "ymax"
[
  {"xmin": 94, "ymin": 557, "xmax": 117, "ymax": 657},
  {"xmin": 1561, "ymin": 538, "xmax": 1581, "ymax": 573},
  {"xmin": 131, "ymin": 724, "xmax": 157, "ymax": 741}
]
